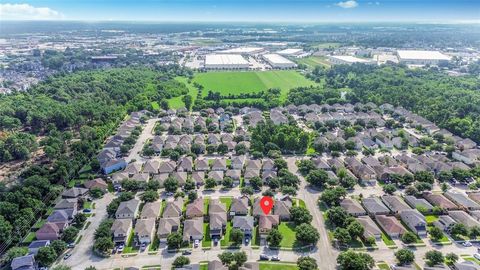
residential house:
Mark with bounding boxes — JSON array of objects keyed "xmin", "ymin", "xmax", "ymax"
[
  {"xmin": 340, "ymin": 198, "xmax": 367, "ymax": 217},
  {"xmin": 274, "ymin": 198, "xmax": 292, "ymax": 221},
  {"xmin": 11, "ymin": 255, "xmax": 37, "ymax": 270},
  {"xmin": 208, "ymin": 170, "xmax": 224, "ymax": 184},
  {"xmin": 404, "ymin": 196, "xmax": 434, "ymax": 212},
  {"xmin": 375, "ymin": 215, "xmax": 406, "ymax": 239},
  {"xmin": 115, "ymin": 199, "xmax": 140, "ymax": 219},
  {"xmin": 448, "ymin": 211, "xmax": 480, "ymax": 229},
  {"xmin": 226, "ymin": 169, "xmax": 241, "ymax": 184},
  {"xmin": 209, "ymin": 199, "xmax": 227, "ymax": 239},
  {"xmin": 245, "ymin": 159, "xmax": 262, "ymax": 171},
  {"xmin": 159, "ymin": 161, "xmax": 176, "ymax": 174},
  {"xmin": 28, "ymin": 240, "xmax": 50, "ymax": 255},
  {"xmin": 452, "ymin": 261, "xmax": 480, "ymax": 270},
  {"xmin": 84, "ymin": 178, "xmax": 108, "ymax": 191},
  {"xmin": 230, "ymin": 197, "xmax": 249, "ymax": 216},
  {"xmin": 46, "ymin": 210, "xmax": 70, "ymax": 226},
  {"xmin": 452, "ymin": 149, "xmax": 480, "ymax": 165},
  {"xmin": 171, "ymin": 171, "xmax": 188, "ymax": 186},
  {"xmin": 186, "ymin": 198, "xmax": 204, "ymax": 219},
  {"xmin": 163, "ymin": 198, "xmax": 184, "ymax": 218},
  {"xmin": 178, "ymin": 156, "xmax": 193, "ymax": 172},
  {"xmin": 102, "ymin": 159, "xmax": 127, "ymax": 174},
  {"xmin": 211, "ymin": 158, "xmax": 227, "ymax": 171},
  {"xmin": 61, "ymin": 187, "xmax": 89, "ymax": 198},
  {"xmin": 233, "ymin": 216, "xmax": 254, "ymax": 239},
  {"xmin": 195, "ymin": 158, "xmax": 210, "ymax": 171},
  {"xmin": 130, "ymin": 173, "xmax": 150, "ymax": 183},
  {"xmin": 157, "ymin": 217, "xmax": 181, "ymax": 242},
  {"xmin": 424, "ymin": 193, "xmax": 459, "ymax": 211},
  {"xmin": 183, "ymin": 218, "xmax": 203, "ymax": 242},
  {"xmin": 262, "ymin": 159, "xmax": 275, "ymax": 172},
  {"xmin": 36, "ymin": 223, "xmax": 63, "ymax": 241},
  {"xmin": 400, "ymin": 210, "xmax": 427, "ymax": 236},
  {"xmin": 124, "ymin": 162, "xmax": 143, "ymax": 176},
  {"xmin": 111, "ymin": 219, "xmax": 133, "ymax": 244},
  {"xmin": 258, "ymin": 215, "xmax": 280, "ymax": 239},
  {"xmin": 140, "ymin": 201, "xmax": 161, "ymax": 219},
  {"xmin": 231, "ymin": 155, "xmax": 246, "ymax": 170},
  {"xmin": 54, "ymin": 199, "xmax": 78, "ymax": 218},
  {"xmin": 456, "ymin": 138, "xmax": 477, "ymax": 151},
  {"xmin": 445, "ymin": 191, "xmax": 480, "ymax": 211},
  {"xmin": 191, "ymin": 171, "xmax": 205, "ymax": 185},
  {"xmin": 208, "ymin": 260, "xmax": 228, "ymax": 270},
  {"xmin": 357, "ymin": 216, "xmax": 382, "ymax": 240},
  {"xmin": 381, "ymin": 195, "xmax": 411, "ymax": 214},
  {"xmin": 135, "ymin": 218, "xmax": 156, "ymax": 245},
  {"xmin": 362, "ymin": 197, "xmax": 390, "ymax": 216},
  {"xmin": 433, "ymin": 215, "xmax": 457, "ymax": 233},
  {"xmin": 143, "ymin": 160, "xmax": 160, "ymax": 175}
]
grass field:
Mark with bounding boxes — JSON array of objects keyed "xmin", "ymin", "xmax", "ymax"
[
  {"xmin": 259, "ymin": 262, "xmax": 298, "ymax": 270},
  {"xmin": 296, "ymin": 56, "xmax": 331, "ymax": 69},
  {"xmin": 192, "ymin": 70, "xmax": 318, "ymax": 101},
  {"xmin": 167, "ymin": 76, "xmax": 199, "ymax": 109},
  {"xmin": 278, "ymin": 222, "xmax": 297, "ymax": 248}
]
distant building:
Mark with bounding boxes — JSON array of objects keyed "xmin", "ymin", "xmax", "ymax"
[
  {"xmin": 396, "ymin": 50, "xmax": 451, "ymax": 66},
  {"xmin": 262, "ymin": 54, "xmax": 297, "ymax": 69},
  {"xmin": 204, "ymin": 54, "xmax": 250, "ymax": 70},
  {"xmin": 328, "ymin": 55, "xmax": 375, "ymax": 65}
]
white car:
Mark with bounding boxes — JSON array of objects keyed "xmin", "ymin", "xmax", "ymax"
[
  {"xmin": 474, "ymin": 254, "xmax": 480, "ymax": 260},
  {"xmin": 463, "ymin": 241, "xmax": 473, "ymax": 247},
  {"xmin": 194, "ymin": 239, "xmax": 199, "ymax": 248}
]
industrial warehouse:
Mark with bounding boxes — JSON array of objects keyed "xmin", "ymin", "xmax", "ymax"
[{"xmin": 204, "ymin": 54, "xmax": 250, "ymax": 70}]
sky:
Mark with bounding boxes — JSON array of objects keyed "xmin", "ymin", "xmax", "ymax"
[{"xmin": 0, "ymin": 0, "xmax": 479, "ymax": 23}]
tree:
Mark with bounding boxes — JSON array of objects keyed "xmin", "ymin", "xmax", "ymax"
[
  {"xmin": 266, "ymin": 228, "xmax": 283, "ymax": 247},
  {"xmin": 141, "ymin": 190, "xmax": 159, "ymax": 202},
  {"xmin": 414, "ymin": 171, "xmax": 434, "ymax": 184},
  {"xmin": 445, "ymin": 252, "xmax": 459, "ymax": 264},
  {"xmin": 230, "ymin": 228, "xmax": 244, "ymax": 246},
  {"xmin": 173, "ymin": 256, "xmax": 190, "ymax": 268},
  {"xmin": 61, "ymin": 226, "xmax": 79, "ymax": 243},
  {"xmin": 337, "ymin": 250, "xmax": 374, "ymax": 270},
  {"xmin": 320, "ymin": 187, "xmax": 346, "ymax": 206},
  {"xmin": 450, "ymin": 223, "xmax": 469, "ymax": 237},
  {"xmin": 146, "ymin": 180, "xmax": 161, "ymax": 191},
  {"xmin": 290, "ymin": 206, "xmax": 313, "ymax": 225},
  {"xmin": 167, "ymin": 232, "xmax": 183, "ymax": 249},
  {"xmin": 218, "ymin": 251, "xmax": 234, "ymax": 265},
  {"xmin": 395, "ymin": 248, "xmax": 415, "ymax": 265},
  {"xmin": 401, "ymin": 231, "xmax": 417, "ymax": 244},
  {"xmin": 51, "ymin": 266, "xmax": 71, "ymax": 270},
  {"xmin": 90, "ymin": 187, "xmax": 104, "ymax": 199},
  {"xmin": 470, "ymin": 226, "xmax": 480, "ymax": 239},
  {"xmin": 425, "ymin": 250, "xmax": 444, "ymax": 267},
  {"xmin": 249, "ymin": 176, "xmax": 263, "ymax": 190},
  {"xmin": 4, "ymin": 247, "xmax": 28, "ymax": 265},
  {"xmin": 297, "ymin": 160, "xmax": 316, "ymax": 175},
  {"xmin": 429, "ymin": 226, "xmax": 444, "ymax": 241},
  {"xmin": 182, "ymin": 95, "xmax": 193, "ymax": 110},
  {"xmin": 241, "ymin": 186, "xmax": 254, "ymax": 195},
  {"xmin": 325, "ymin": 206, "xmax": 349, "ymax": 227},
  {"xmin": 205, "ymin": 178, "xmax": 217, "ymax": 189},
  {"xmin": 85, "ymin": 267, "xmax": 97, "ymax": 270},
  {"xmin": 164, "ymin": 177, "xmax": 178, "ymax": 193},
  {"xmin": 73, "ymin": 213, "xmax": 87, "ymax": 228},
  {"xmin": 233, "ymin": 251, "xmax": 247, "ymax": 267},
  {"xmin": 383, "ymin": 184, "xmax": 396, "ymax": 195},
  {"xmin": 222, "ymin": 177, "xmax": 234, "ymax": 189},
  {"xmin": 295, "ymin": 223, "xmax": 320, "ymax": 245},
  {"xmin": 94, "ymin": 237, "xmax": 114, "ymax": 253},
  {"xmin": 334, "ymin": 228, "xmax": 352, "ymax": 246},
  {"xmin": 346, "ymin": 220, "xmax": 364, "ymax": 239},
  {"xmin": 297, "ymin": 256, "xmax": 318, "ymax": 270},
  {"xmin": 50, "ymin": 240, "xmax": 67, "ymax": 255},
  {"xmin": 306, "ymin": 169, "xmax": 329, "ymax": 188},
  {"xmin": 36, "ymin": 246, "xmax": 58, "ymax": 266},
  {"xmin": 188, "ymin": 191, "xmax": 198, "ymax": 201}
]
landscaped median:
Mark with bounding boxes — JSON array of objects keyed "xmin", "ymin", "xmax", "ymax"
[{"xmin": 258, "ymin": 261, "xmax": 298, "ymax": 270}]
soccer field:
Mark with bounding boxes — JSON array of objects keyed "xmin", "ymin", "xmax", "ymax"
[{"xmin": 193, "ymin": 70, "xmax": 318, "ymax": 100}]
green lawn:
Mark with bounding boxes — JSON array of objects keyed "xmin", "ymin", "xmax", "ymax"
[
  {"xmin": 83, "ymin": 201, "xmax": 92, "ymax": 209},
  {"xmin": 220, "ymin": 197, "xmax": 233, "ymax": 211},
  {"xmin": 22, "ymin": 232, "xmax": 36, "ymax": 244},
  {"xmin": 377, "ymin": 263, "xmax": 390, "ymax": 270},
  {"xmin": 296, "ymin": 56, "xmax": 331, "ymax": 69},
  {"xmin": 259, "ymin": 262, "xmax": 298, "ymax": 270},
  {"xmin": 149, "ymin": 235, "xmax": 160, "ymax": 251},
  {"xmin": 203, "ymin": 223, "xmax": 212, "ymax": 247},
  {"xmin": 32, "ymin": 219, "xmax": 46, "ymax": 229},
  {"xmin": 192, "ymin": 70, "xmax": 318, "ymax": 101},
  {"xmin": 220, "ymin": 222, "xmax": 234, "ymax": 247},
  {"xmin": 381, "ymin": 233, "xmax": 396, "ymax": 246},
  {"xmin": 167, "ymin": 76, "xmax": 199, "ymax": 109},
  {"xmin": 151, "ymin": 101, "xmax": 160, "ymax": 110},
  {"xmin": 278, "ymin": 222, "xmax": 297, "ymax": 248},
  {"xmin": 425, "ymin": 215, "xmax": 439, "ymax": 224},
  {"xmin": 123, "ymin": 230, "xmax": 138, "ymax": 253}
]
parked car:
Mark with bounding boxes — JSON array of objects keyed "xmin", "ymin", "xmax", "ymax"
[
  {"xmin": 194, "ymin": 239, "xmax": 199, "ymax": 248},
  {"xmin": 260, "ymin": 254, "xmax": 269, "ymax": 261},
  {"xmin": 63, "ymin": 253, "xmax": 71, "ymax": 260},
  {"xmin": 463, "ymin": 241, "xmax": 473, "ymax": 247},
  {"xmin": 213, "ymin": 238, "xmax": 219, "ymax": 246},
  {"xmin": 140, "ymin": 243, "xmax": 146, "ymax": 251},
  {"xmin": 271, "ymin": 256, "xmax": 280, "ymax": 261},
  {"xmin": 67, "ymin": 243, "xmax": 75, "ymax": 248},
  {"xmin": 474, "ymin": 254, "xmax": 480, "ymax": 261},
  {"xmin": 182, "ymin": 250, "xmax": 192, "ymax": 255},
  {"xmin": 117, "ymin": 244, "xmax": 124, "ymax": 253},
  {"xmin": 245, "ymin": 238, "xmax": 250, "ymax": 245},
  {"xmin": 83, "ymin": 208, "xmax": 92, "ymax": 213}
]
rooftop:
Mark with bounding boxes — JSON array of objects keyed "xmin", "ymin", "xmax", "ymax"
[{"xmin": 397, "ymin": 50, "xmax": 451, "ymax": 60}]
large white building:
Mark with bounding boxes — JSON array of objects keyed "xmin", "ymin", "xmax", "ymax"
[
  {"xmin": 262, "ymin": 54, "xmax": 297, "ymax": 69},
  {"xmin": 204, "ymin": 54, "xmax": 250, "ymax": 70},
  {"xmin": 328, "ymin": 55, "xmax": 375, "ymax": 65},
  {"xmin": 276, "ymin": 48, "xmax": 304, "ymax": 57},
  {"xmin": 397, "ymin": 50, "xmax": 451, "ymax": 66},
  {"xmin": 219, "ymin": 47, "xmax": 264, "ymax": 55}
]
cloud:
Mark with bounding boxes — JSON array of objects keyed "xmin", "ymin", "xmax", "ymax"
[
  {"xmin": 0, "ymin": 3, "xmax": 63, "ymax": 20},
  {"xmin": 335, "ymin": 0, "xmax": 359, "ymax": 8}
]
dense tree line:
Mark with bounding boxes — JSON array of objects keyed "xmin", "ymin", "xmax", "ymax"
[
  {"xmin": 250, "ymin": 120, "xmax": 310, "ymax": 154},
  {"xmin": 302, "ymin": 64, "xmax": 480, "ymax": 142}
]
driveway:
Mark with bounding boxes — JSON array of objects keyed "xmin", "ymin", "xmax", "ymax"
[{"xmin": 126, "ymin": 118, "xmax": 157, "ymax": 163}]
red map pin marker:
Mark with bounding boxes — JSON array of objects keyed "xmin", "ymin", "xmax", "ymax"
[{"xmin": 260, "ymin": 196, "xmax": 274, "ymax": 215}]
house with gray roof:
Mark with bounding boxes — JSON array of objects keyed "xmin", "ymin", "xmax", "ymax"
[
  {"xmin": 115, "ymin": 199, "xmax": 140, "ymax": 219},
  {"xmin": 448, "ymin": 211, "xmax": 480, "ymax": 229},
  {"xmin": 381, "ymin": 195, "xmax": 411, "ymax": 214},
  {"xmin": 28, "ymin": 240, "xmax": 50, "ymax": 256},
  {"xmin": 178, "ymin": 156, "xmax": 193, "ymax": 172},
  {"xmin": 183, "ymin": 218, "xmax": 203, "ymax": 242},
  {"xmin": 340, "ymin": 198, "xmax": 367, "ymax": 217},
  {"xmin": 433, "ymin": 215, "xmax": 457, "ymax": 233},
  {"xmin": 143, "ymin": 160, "xmax": 160, "ymax": 175},
  {"xmin": 11, "ymin": 254, "xmax": 37, "ymax": 270},
  {"xmin": 191, "ymin": 171, "xmax": 205, "ymax": 185},
  {"xmin": 445, "ymin": 191, "xmax": 480, "ymax": 211},
  {"xmin": 362, "ymin": 197, "xmax": 390, "ymax": 216},
  {"xmin": 159, "ymin": 161, "xmax": 176, "ymax": 174},
  {"xmin": 233, "ymin": 216, "xmax": 254, "ymax": 238},
  {"xmin": 230, "ymin": 197, "xmax": 249, "ymax": 216},
  {"xmin": 111, "ymin": 219, "xmax": 133, "ymax": 244},
  {"xmin": 195, "ymin": 158, "xmax": 210, "ymax": 171},
  {"xmin": 357, "ymin": 216, "xmax": 382, "ymax": 240},
  {"xmin": 157, "ymin": 217, "xmax": 180, "ymax": 242},
  {"xmin": 404, "ymin": 196, "xmax": 434, "ymax": 212},
  {"xmin": 124, "ymin": 162, "xmax": 143, "ymax": 176},
  {"xmin": 61, "ymin": 187, "xmax": 88, "ymax": 198},
  {"xmin": 375, "ymin": 215, "xmax": 406, "ymax": 239},
  {"xmin": 400, "ymin": 209, "xmax": 427, "ymax": 236},
  {"xmin": 135, "ymin": 218, "xmax": 156, "ymax": 244},
  {"xmin": 231, "ymin": 155, "xmax": 246, "ymax": 170},
  {"xmin": 209, "ymin": 199, "xmax": 227, "ymax": 239},
  {"xmin": 140, "ymin": 201, "xmax": 161, "ymax": 219},
  {"xmin": 163, "ymin": 198, "xmax": 183, "ymax": 218}
]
